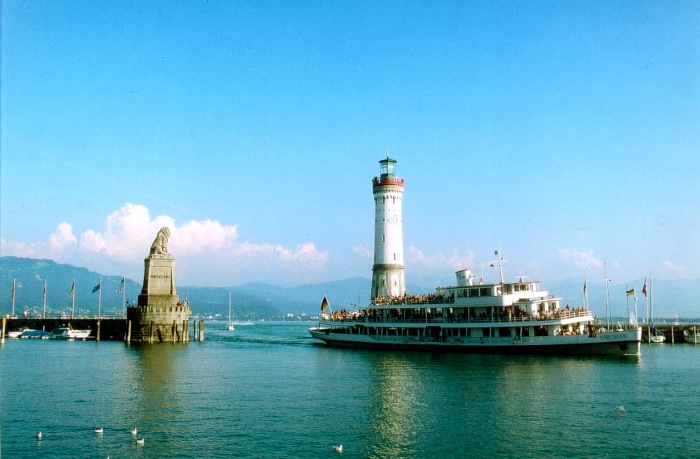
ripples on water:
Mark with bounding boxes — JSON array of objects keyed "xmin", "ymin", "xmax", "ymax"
[{"xmin": 1, "ymin": 322, "xmax": 699, "ymax": 458}]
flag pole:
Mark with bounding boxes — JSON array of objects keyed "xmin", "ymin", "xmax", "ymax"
[
  {"xmin": 42, "ymin": 280, "xmax": 47, "ymax": 319},
  {"xmin": 71, "ymin": 279, "xmax": 76, "ymax": 319},
  {"xmin": 121, "ymin": 277, "xmax": 126, "ymax": 318},
  {"xmin": 98, "ymin": 276, "xmax": 102, "ymax": 318},
  {"xmin": 11, "ymin": 279, "xmax": 16, "ymax": 316}
]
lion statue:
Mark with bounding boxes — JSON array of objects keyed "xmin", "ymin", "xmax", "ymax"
[{"xmin": 149, "ymin": 227, "xmax": 171, "ymax": 255}]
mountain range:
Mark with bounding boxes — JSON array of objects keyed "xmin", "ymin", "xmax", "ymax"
[{"xmin": 1, "ymin": 256, "xmax": 698, "ymax": 320}]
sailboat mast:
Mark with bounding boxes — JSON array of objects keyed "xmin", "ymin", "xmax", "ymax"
[
  {"xmin": 625, "ymin": 283, "xmax": 631, "ymax": 327},
  {"xmin": 604, "ymin": 261, "xmax": 611, "ymax": 329}
]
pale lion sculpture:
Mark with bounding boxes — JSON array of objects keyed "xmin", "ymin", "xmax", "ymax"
[{"xmin": 149, "ymin": 227, "xmax": 171, "ymax": 255}]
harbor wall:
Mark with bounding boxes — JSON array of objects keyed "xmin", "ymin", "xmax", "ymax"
[{"xmin": 2, "ymin": 318, "xmax": 206, "ymax": 342}]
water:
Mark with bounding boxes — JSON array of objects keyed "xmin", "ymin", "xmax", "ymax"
[{"xmin": 1, "ymin": 322, "xmax": 699, "ymax": 458}]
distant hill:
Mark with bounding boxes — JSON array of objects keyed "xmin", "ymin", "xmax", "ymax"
[{"xmin": 2, "ymin": 257, "xmax": 698, "ymax": 320}]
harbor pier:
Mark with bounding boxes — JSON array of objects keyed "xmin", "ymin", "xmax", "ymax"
[{"xmin": 1, "ymin": 317, "xmax": 207, "ymax": 342}]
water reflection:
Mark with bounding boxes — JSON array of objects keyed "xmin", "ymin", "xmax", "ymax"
[{"xmin": 364, "ymin": 353, "xmax": 430, "ymax": 457}]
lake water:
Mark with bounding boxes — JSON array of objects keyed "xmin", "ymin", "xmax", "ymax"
[{"xmin": 1, "ymin": 321, "xmax": 699, "ymax": 458}]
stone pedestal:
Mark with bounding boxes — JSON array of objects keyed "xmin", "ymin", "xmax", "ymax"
[{"xmin": 126, "ymin": 229, "xmax": 191, "ymax": 343}]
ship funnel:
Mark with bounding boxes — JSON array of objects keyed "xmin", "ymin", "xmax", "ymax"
[{"xmin": 456, "ymin": 269, "xmax": 473, "ymax": 287}]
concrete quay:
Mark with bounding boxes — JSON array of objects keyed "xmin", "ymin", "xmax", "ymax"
[{"xmin": 1, "ymin": 317, "xmax": 205, "ymax": 342}]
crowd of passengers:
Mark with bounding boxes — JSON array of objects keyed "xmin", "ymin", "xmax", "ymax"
[
  {"xmin": 325, "ymin": 304, "xmax": 591, "ymax": 323},
  {"xmin": 371, "ymin": 293, "xmax": 451, "ymax": 305}
]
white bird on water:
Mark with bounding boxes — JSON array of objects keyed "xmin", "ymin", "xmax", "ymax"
[
  {"xmin": 94, "ymin": 428, "xmax": 104, "ymax": 434},
  {"xmin": 333, "ymin": 444, "xmax": 343, "ymax": 453},
  {"xmin": 615, "ymin": 405, "xmax": 626, "ymax": 413},
  {"xmin": 131, "ymin": 427, "xmax": 138, "ymax": 436},
  {"xmin": 136, "ymin": 438, "xmax": 145, "ymax": 446},
  {"xmin": 37, "ymin": 432, "xmax": 43, "ymax": 440}
]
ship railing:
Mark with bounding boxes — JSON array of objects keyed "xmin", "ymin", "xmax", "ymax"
[{"xmin": 323, "ymin": 308, "xmax": 593, "ymax": 324}]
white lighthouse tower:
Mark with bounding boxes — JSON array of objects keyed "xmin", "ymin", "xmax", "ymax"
[{"xmin": 371, "ymin": 156, "xmax": 406, "ymax": 301}]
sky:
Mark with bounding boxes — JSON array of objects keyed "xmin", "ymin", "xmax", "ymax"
[{"xmin": 1, "ymin": 0, "xmax": 699, "ymax": 290}]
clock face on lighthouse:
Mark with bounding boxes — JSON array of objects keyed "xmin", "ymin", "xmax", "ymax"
[{"xmin": 388, "ymin": 214, "xmax": 398, "ymax": 224}]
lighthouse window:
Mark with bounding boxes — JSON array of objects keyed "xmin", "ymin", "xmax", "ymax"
[
  {"xmin": 394, "ymin": 253, "xmax": 397, "ymax": 260},
  {"xmin": 382, "ymin": 234, "xmax": 385, "ymax": 242}
]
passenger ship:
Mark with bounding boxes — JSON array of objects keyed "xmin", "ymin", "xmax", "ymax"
[{"xmin": 309, "ymin": 267, "xmax": 642, "ymax": 356}]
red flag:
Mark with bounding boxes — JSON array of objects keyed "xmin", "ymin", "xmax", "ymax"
[
  {"xmin": 642, "ymin": 279, "xmax": 647, "ymax": 297},
  {"xmin": 321, "ymin": 296, "xmax": 329, "ymax": 313}
]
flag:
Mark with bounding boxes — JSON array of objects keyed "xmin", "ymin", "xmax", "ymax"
[
  {"xmin": 43, "ymin": 281, "xmax": 47, "ymax": 302},
  {"xmin": 11, "ymin": 281, "xmax": 16, "ymax": 300},
  {"xmin": 117, "ymin": 277, "xmax": 125, "ymax": 293},
  {"xmin": 92, "ymin": 280, "xmax": 101, "ymax": 293},
  {"xmin": 69, "ymin": 280, "xmax": 75, "ymax": 300},
  {"xmin": 642, "ymin": 279, "xmax": 647, "ymax": 297},
  {"xmin": 626, "ymin": 287, "xmax": 635, "ymax": 296},
  {"xmin": 583, "ymin": 279, "xmax": 587, "ymax": 295},
  {"xmin": 321, "ymin": 296, "xmax": 329, "ymax": 313}
]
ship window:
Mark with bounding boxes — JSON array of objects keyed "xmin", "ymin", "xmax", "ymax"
[{"xmin": 480, "ymin": 288, "xmax": 490, "ymax": 296}]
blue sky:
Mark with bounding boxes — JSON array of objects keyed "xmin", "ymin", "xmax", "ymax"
[{"xmin": 2, "ymin": 0, "xmax": 699, "ymax": 289}]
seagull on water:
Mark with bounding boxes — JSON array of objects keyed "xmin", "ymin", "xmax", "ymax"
[
  {"xmin": 136, "ymin": 438, "xmax": 145, "ymax": 446},
  {"xmin": 333, "ymin": 444, "xmax": 343, "ymax": 453},
  {"xmin": 94, "ymin": 428, "xmax": 104, "ymax": 434},
  {"xmin": 131, "ymin": 427, "xmax": 138, "ymax": 436},
  {"xmin": 615, "ymin": 405, "xmax": 626, "ymax": 413},
  {"xmin": 37, "ymin": 432, "xmax": 43, "ymax": 440}
]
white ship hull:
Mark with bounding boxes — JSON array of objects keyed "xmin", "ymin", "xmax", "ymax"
[{"xmin": 310, "ymin": 325, "xmax": 641, "ymax": 356}]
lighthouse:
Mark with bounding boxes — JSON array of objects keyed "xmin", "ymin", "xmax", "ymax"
[{"xmin": 371, "ymin": 156, "xmax": 406, "ymax": 301}]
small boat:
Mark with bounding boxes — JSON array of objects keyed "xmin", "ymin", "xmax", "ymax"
[
  {"xmin": 649, "ymin": 328, "xmax": 666, "ymax": 344},
  {"xmin": 21, "ymin": 329, "xmax": 52, "ymax": 339},
  {"xmin": 7, "ymin": 327, "xmax": 34, "ymax": 338},
  {"xmin": 50, "ymin": 326, "xmax": 91, "ymax": 340},
  {"xmin": 227, "ymin": 291, "xmax": 235, "ymax": 331},
  {"xmin": 685, "ymin": 327, "xmax": 700, "ymax": 344}
]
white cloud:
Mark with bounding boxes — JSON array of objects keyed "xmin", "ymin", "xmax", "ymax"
[
  {"xmin": 663, "ymin": 261, "xmax": 686, "ymax": 276},
  {"xmin": 558, "ymin": 248, "xmax": 604, "ymax": 271},
  {"xmin": 0, "ymin": 203, "xmax": 330, "ymax": 285},
  {"xmin": 352, "ymin": 244, "xmax": 372, "ymax": 259},
  {"xmin": 406, "ymin": 245, "xmax": 474, "ymax": 273}
]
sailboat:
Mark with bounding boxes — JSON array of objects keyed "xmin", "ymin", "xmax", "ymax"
[
  {"xmin": 645, "ymin": 276, "xmax": 665, "ymax": 343},
  {"xmin": 227, "ymin": 291, "xmax": 235, "ymax": 331}
]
